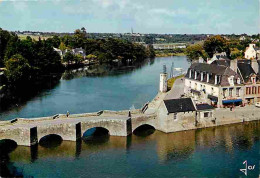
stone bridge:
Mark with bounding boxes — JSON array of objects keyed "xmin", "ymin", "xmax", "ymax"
[{"xmin": 0, "ymin": 110, "xmax": 158, "ymax": 146}]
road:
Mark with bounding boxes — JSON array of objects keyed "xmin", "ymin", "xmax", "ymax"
[{"xmin": 164, "ymin": 77, "xmax": 185, "ymax": 100}]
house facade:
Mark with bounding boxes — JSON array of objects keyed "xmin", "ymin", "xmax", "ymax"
[
  {"xmin": 185, "ymin": 54, "xmax": 260, "ymax": 107},
  {"xmin": 184, "ymin": 62, "xmax": 244, "ymax": 107},
  {"xmin": 245, "ymin": 44, "xmax": 260, "ymax": 59},
  {"xmin": 237, "ymin": 60, "xmax": 260, "ymax": 104}
]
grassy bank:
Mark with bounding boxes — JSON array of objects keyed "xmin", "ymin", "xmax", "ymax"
[
  {"xmin": 155, "ymin": 53, "xmax": 185, "ymax": 57},
  {"xmin": 167, "ymin": 74, "xmax": 185, "ymax": 90}
]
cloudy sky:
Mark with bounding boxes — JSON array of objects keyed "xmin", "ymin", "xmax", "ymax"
[{"xmin": 0, "ymin": 0, "xmax": 259, "ymax": 34}]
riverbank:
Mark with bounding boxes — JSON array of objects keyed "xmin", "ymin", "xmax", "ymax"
[
  {"xmin": 155, "ymin": 52, "xmax": 185, "ymax": 57},
  {"xmin": 167, "ymin": 75, "xmax": 185, "ymax": 90}
]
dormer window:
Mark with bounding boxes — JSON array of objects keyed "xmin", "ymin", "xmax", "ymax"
[
  {"xmin": 201, "ymin": 72, "xmax": 204, "ymax": 81},
  {"xmin": 207, "ymin": 73, "xmax": 210, "ymax": 83},
  {"xmin": 228, "ymin": 76, "xmax": 234, "ymax": 86},
  {"xmin": 251, "ymin": 77, "xmax": 256, "ymax": 83},
  {"xmin": 237, "ymin": 78, "xmax": 241, "ymax": 84}
]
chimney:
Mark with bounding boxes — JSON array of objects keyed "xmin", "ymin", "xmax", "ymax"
[
  {"xmin": 201, "ymin": 72, "xmax": 203, "ymax": 81},
  {"xmin": 207, "ymin": 73, "xmax": 209, "ymax": 82},
  {"xmin": 199, "ymin": 57, "xmax": 204, "ymax": 63},
  {"xmin": 159, "ymin": 65, "xmax": 168, "ymax": 92},
  {"xmin": 215, "ymin": 75, "xmax": 218, "ymax": 85},
  {"xmin": 251, "ymin": 59, "xmax": 259, "ymax": 74},
  {"xmin": 189, "ymin": 69, "xmax": 192, "ymax": 78},
  {"xmin": 195, "ymin": 71, "xmax": 197, "ymax": 80},
  {"xmin": 230, "ymin": 59, "xmax": 237, "ymax": 73}
]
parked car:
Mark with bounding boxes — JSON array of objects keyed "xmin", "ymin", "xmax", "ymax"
[{"xmin": 255, "ymin": 102, "xmax": 260, "ymax": 107}]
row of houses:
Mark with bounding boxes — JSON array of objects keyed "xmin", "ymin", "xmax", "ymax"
[
  {"xmin": 184, "ymin": 44, "xmax": 260, "ymax": 108},
  {"xmin": 152, "ymin": 43, "xmax": 186, "ymax": 50},
  {"xmin": 53, "ymin": 47, "xmax": 86, "ymax": 59}
]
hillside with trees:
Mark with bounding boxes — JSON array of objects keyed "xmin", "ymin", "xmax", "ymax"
[
  {"xmin": 0, "ymin": 27, "xmax": 155, "ymax": 106},
  {"xmin": 185, "ymin": 35, "xmax": 260, "ymax": 61}
]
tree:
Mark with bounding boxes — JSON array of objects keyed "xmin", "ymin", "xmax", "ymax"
[
  {"xmin": 4, "ymin": 54, "xmax": 31, "ymax": 88},
  {"xmin": 74, "ymin": 54, "xmax": 83, "ymax": 64},
  {"xmin": 0, "ymin": 28, "xmax": 13, "ymax": 67},
  {"xmin": 59, "ymin": 42, "xmax": 67, "ymax": 51},
  {"xmin": 63, "ymin": 52, "xmax": 74, "ymax": 64},
  {"xmin": 203, "ymin": 35, "xmax": 230, "ymax": 57},
  {"xmin": 186, "ymin": 44, "xmax": 208, "ymax": 60},
  {"xmin": 147, "ymin": 44, "xmax": 156, "ymax": 58}
]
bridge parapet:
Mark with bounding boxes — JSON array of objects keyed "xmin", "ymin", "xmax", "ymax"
[
  {"xmin": 0, "ymin": 125, "xmax": 37, "ymax": 146},
  {"xmin": 0, "ymin": 110, "xmax": 154, "ymax": 146}
]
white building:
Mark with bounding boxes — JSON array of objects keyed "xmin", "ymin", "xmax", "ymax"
[
  {"xmin": 244, "ymin": 44, "xmax": 260, "ymax": 59},
  {"xmin": 53, "ymin": 47, "xmax": 63, "ymax": 56},
  {"xmin": 207, "ymin": 52, "xmax": 228, "ymax": 64},
  {"xmin": 184, "ymin": 62, "xmax": 243, "ymax": 108}
]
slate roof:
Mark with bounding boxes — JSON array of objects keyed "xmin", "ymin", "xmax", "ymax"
[
  {"xmin": 185, "ymin": 63, "xmax": 240, "ymax": 86},
  {"xmin": 237, "ymin": 62, "xmax": 256, "ymax": 82},
  {"xmin": 164, "ymin": 98, "xmax": 196, "ymax": 113},
  {"xmin": 211, "ymin": 59, "xmax": 230, "ymax": 67},
  {"xmin": 216, "ymin": 55, "xmax": 230, "ymax": 61},
  {"xmin": 196, "ymin": 104, "xmax": 215, "ymax": 111}
]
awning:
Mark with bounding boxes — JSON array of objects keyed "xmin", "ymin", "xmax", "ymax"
[
  {"xmin": 191, "ymin": 89, "xmax": 200, "ymax": 95},
  {"xmin": 208, "ymin": 94, "xmax": 218, "ymax": 102},
  {"xmin": 222, "ymin": 99, "xmax": 242, "ymax": 104}
]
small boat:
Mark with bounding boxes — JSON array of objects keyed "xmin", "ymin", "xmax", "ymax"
[{"xmin": 174, "ymin": 68, "xmax": 183, "ymax": 71}]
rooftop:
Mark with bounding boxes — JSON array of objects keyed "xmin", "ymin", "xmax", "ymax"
[
  {"xmin": 164, "ymin": 98, "xmax": 196, "ymax": 113},
  {"xmin": 196, "ymin": 104, "xmax": 215, "ymax": 111}
]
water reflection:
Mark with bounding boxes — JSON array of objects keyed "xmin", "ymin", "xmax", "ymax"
[
  {"xmin": 1, "ymin": 121, "xmax": 259, "ymax": 177},
  {"xmin": 61, "ymin": 59, "xmax": 154, "ymax": 80}
]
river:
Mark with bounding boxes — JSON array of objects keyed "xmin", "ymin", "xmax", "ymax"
[{"xmin": 0, "ymin": 56, "xmax": 259, "ymax": 177}]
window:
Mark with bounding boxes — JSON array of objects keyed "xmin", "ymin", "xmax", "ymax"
[
  {"xmin": 258, "ymin": 86, "xmax": 260, "ymax": 94},
  {"xmin": 237, "ymin": 78, "xmax": 241, "ymax": 84},
  {"xmin": 174, "ymin": 113, "xmax": 177, "ymax": 120},
  {"xmin": 246, "ymin": 87, "xmax": 251, "ymax": 95},
  {"xmin": 253, "ymin": 87, "xmax": 257, "ymax": 94},
  {"xmin": 236, "ymin": 88, "xmax": 240, "ymax": 96},
  {"xmin": 204, "ymin": 112, "xmax": 209, "ymax": 118},
  {"xmin": 223, "ymin": 88, "xmax": 227, "ymax": 97},
  {"xmin": 252, "ymin": 77, "xmax": 256, "ymax": 83},
  {"xmin": 229, "ymin": 88, "xmax": 233, "ymax": 97}
]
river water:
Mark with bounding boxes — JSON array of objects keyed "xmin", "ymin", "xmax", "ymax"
[
  {"xmin": 0, "ymin": 56, "xmax": 189, "ymax": 121},
  {"xmin": 0, "ymin": 56, "xmax": 259, "ymax": 177}
]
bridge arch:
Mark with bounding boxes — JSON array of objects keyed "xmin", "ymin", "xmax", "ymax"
[
  {"xmin": 80, "ymin": 119, "xmax": 128, "ymax": 137},
  {"xmin": 82, "ymin": 127, "xmax": 110, "ymax": 143},
  {"xmin": 39, "ymin": 134, "xmax": 63, "ymax": 148},
  {"xmin": 131, "ymin": 115, "xmax": 157, "ymax": 133},
  {"xmin": 83, "ymin": 127, "xmax": 109, "ymax": 137},
  {"xmin": 133, "ymin": 124, "xmax": 156, "ymax": 136},
  {"xmin": 0, "ymin": 139, "xmax": 18, "ymax": 154},
  {"xmin": 37, "ymin": 122, "xmax": 81, "ymax": 142}
]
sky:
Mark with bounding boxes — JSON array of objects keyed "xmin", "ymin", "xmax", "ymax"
[{"xmin": 0, "ymin": 0, "xmax": 259, "ymax": 34}]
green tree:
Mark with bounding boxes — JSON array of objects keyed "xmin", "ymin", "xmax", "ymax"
[
  {"xmin": 74, "ymin": 54, "xmax": 83, "ymax": 64},
  {"xmin": 59, "ymin": 42, "xmax": 67, "ymax": 51},
  {"xmin": 0, "ymin": 28, "xmax": 12, "ymax": 67},
  {"xmin": 203, "ymin": 35, "xmax": 230, "ymax": 57},
  {"xmin": 186, "ymin": 44, "xmax": 207, "ymax": 60},
  {"xmin": 4, "ymin": 54, "xmax": 31, "ymax": 88},
  {"xmin": 63, "ymin": 52, "xmax": 74, "ymax": 64}
]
